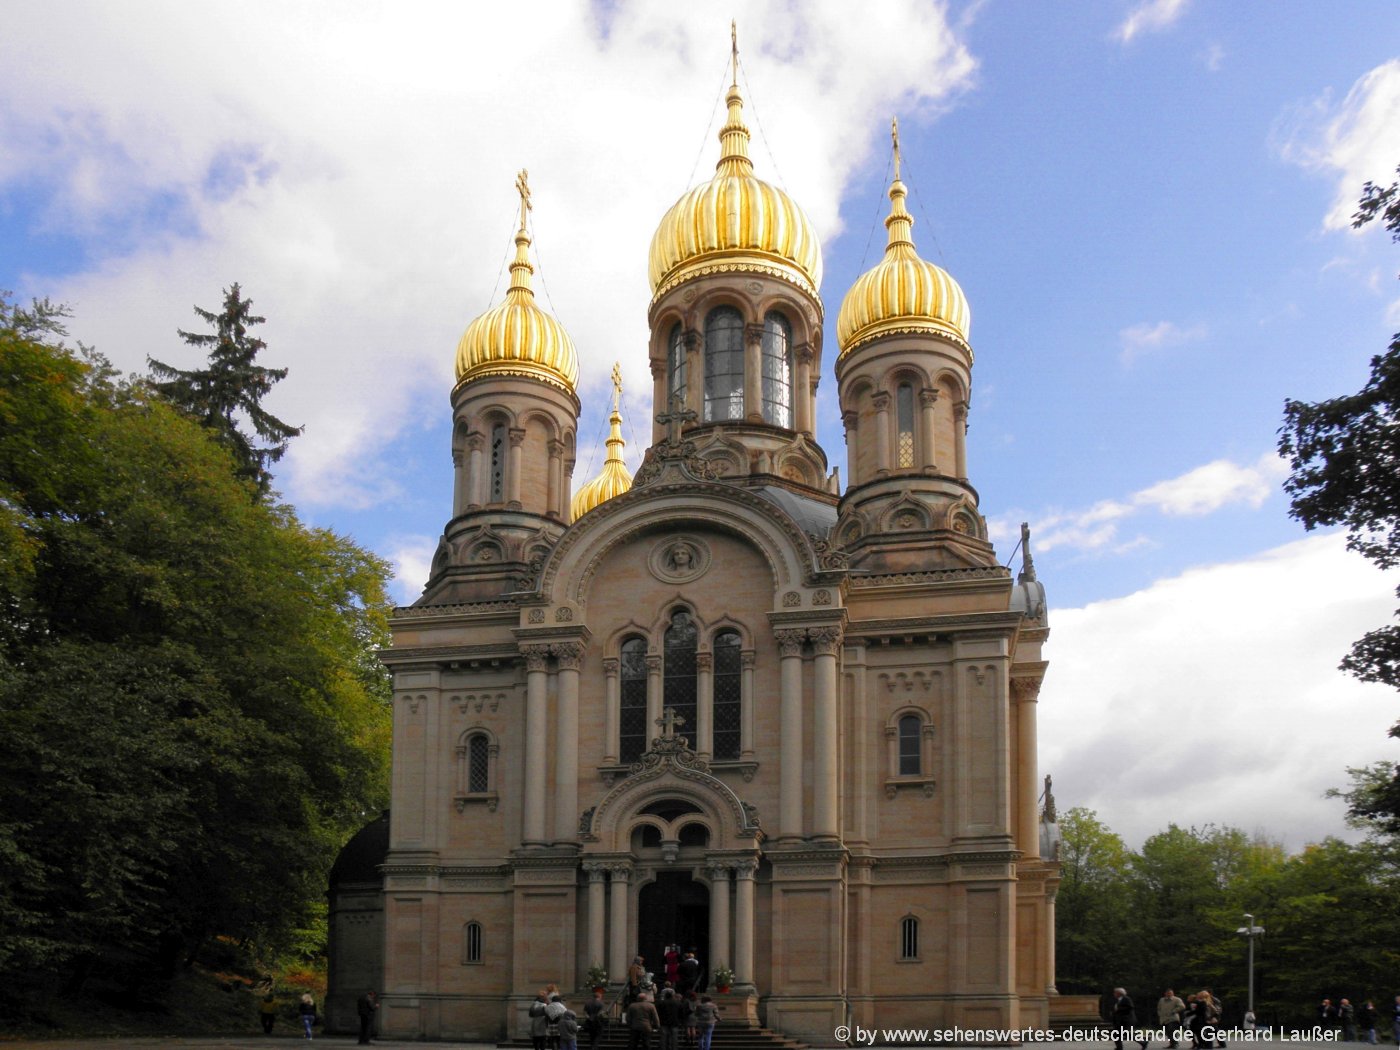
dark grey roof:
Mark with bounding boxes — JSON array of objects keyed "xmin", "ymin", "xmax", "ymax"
[
  {"xmin": 329, "ymin": 811, "xmax": 389, "ymax": 886},
  {"xmin": 753, "ymin": 485, "xmax": 837, "ymax": 539}
]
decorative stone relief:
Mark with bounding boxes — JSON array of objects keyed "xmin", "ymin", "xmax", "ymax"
[
  {"xmin": 649, "ymin": 536, "xmax": 710, "ymax": 584},
  {"xmin": 813, "ymin": 589, "xmax": 832, "ymax": 606},
  {"xmin": 527, "ymin": 608, "xmax": 545, "ymax": 624},
  {"xmin": 782, "ymin": 591, "xmax": 801, "ymax": 608},
  {"xmin": 555, "ymin": 606, "xmax": 574, "ymax": 622}
]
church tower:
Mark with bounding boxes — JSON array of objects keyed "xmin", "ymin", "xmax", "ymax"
[
  {"xmin": 835, "ymin": 122, "xmax": 995, "ymax": 572},
  {"xmin": 428, "ymin": 171, "xmax": 580, "ymax": 602},
  {"xmin": 645, "ymin": 30, "xmax": 830, "ymax": 491}
]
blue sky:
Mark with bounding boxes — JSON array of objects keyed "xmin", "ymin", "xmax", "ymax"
[{"xmin": 3, "ymin": 0, "xmax": 1399, "ymax": 847}]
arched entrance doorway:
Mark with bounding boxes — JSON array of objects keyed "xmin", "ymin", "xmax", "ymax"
[{"xmin": 637, "ymin": 871, "xmax": 709, "ymax": 986}]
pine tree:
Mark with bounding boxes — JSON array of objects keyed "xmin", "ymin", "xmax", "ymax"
[{"xmin": 147, "ymin": 283, "xmax": 302, "ymax": 494}]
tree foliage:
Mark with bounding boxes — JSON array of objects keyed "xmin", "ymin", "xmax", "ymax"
[
  {"xmin": 1278, "ymin": 163, "xmax": 1400, "ymax": 825},
  {"xmin": 147, "ymin": 283, "xmax": 302, "ymax": 495},
  {"xmin": 0, "ymin": 295, "xmax": 390, "ymax": 1007}
]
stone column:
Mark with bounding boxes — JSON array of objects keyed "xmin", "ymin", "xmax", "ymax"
[
  {"xmin": 696, "ymin": 650, "xmax": 714, "ymax": 759},
  {"xmin": 507, "ymin": 427, "xmax": 526, "ymax": 509},
  {"xmin": 521, "ymin": 645, "xmax": 551, "ymax": 847},
  {"xmin": 744, "ymin": 323, "xmax": 764, "ymax": 422},
  {"xmin": 651, "ymin": 358, "xmax": 667, "ymax": 445},
  {"xmin": 602, "ymin": 657, "xmax": 620, "ymax": 765},
  {"xmin": 841, "ymin": 410, "xmax": 859, "ymax": 487},
  {"xmin": 547, "ymin": 439, "xmax": 565, "ymax": 520},
  {"xmin": 733, "ymin": 859, "xmax": 757, "ymax": 984},
  {"xmin": 740, "ymin": 651, "xmax": 756, "ymax": 759},
  {"xmin": 553, "ymin": 642, "xmax": 583, "ymax": 844},
  {"xmin": 810, "ymin": 626, "xmax": 842, "ymax": 841},
  {"xmin": 1013, "ymin": 677, "xmax": 1041, "ymax": 860},
  {"xmin": 585, "ymin": 863, "xmax": 608, "ymax": 970},
  {"xmin": 608, "ymin": 864, "xmax": 631, "ymax": 980},
  {"xmin": 872, "ymin": 391, "xmax": 891, "ymax": 476},
  {"xmin": 919, "ymin": 389, "xmax": 938, "ymax": 473},
  {"xmin": 707, "ymin": 862, "xmax": 732, "ymax": 970},
  {"xmin": 795, "ymin": 345, "xmax": 813, "ymax": 434},
  {"xmin": 452, "ymin": 449, "xmax": 466, "ymax": 517},
  {"xmin": 467, "ymin": 432, "xmax": 485, "ymax": 509},
  {"xmin": 954, "ymin": 401, "xmax": 969, "ymax": 481},
  {"xmin": 645, "ymin": 653, "xmax": 663, "ymax": 743},
  {"xmin": 1045, "ymin": 885, "xmax": 1059, "ymax": 995},
  {"xmin": 776, "ymin": 629, "xmax": 806, "ymax": 840},
  {"xmin": 684, "ymin": 329, "xmax": 703, "ymax": 420}
]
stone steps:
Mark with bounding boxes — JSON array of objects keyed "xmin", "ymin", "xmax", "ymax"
[{"xmin": 499, "ymin": 1024, "xmax": 809, "ymax": 1050}]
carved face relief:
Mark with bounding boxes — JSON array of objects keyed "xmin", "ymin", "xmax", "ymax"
[{"xmin": 649, "ymin": 536, "xmax": 710, "ymax": 584}]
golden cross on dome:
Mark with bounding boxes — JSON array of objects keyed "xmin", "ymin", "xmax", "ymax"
[
  {"xmin": 658, "ymin": 706, "xmax": 686, "ymax": 739},
  {"xmin": 891, "ymin": 117, "xmax": 901, "ymax": 182},
  {"xmin": 610, "ymin": 362, "xmax": 623, "ymax": 413},
  {"xmin": 731, "ymin": 20, "xmax": 739, "ymax": 86},
  {"xmin": 514, "ymin": 169, "xmax": 532, "ymax": 233}
]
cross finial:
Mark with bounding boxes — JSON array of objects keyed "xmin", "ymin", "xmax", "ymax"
[
  {"xmin": 658, "ymin": 706, "xmax": 686, "ymax": 739},
  {"xmin": 656, "ymin": 393, "xmax": 697, "ymax": 446},
  {"xmin": 891, "ymin": 117, "xmax": 901, "ymax": 182},
  {"xmin": 610, "ymin": 362, "xmax": 623, "ymax": 414},
  {"xmin": 515, "ymin": 168, "xmax": 532, "ymax": 233},
  {"xmin": 731, "ymin": 20, "xmax": 739, "ymax": 87}
]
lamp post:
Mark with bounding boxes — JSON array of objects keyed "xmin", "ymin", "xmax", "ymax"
[{"xmin": 1235, "ymin": 913, "xmax": 1266, "ymax": 1020}]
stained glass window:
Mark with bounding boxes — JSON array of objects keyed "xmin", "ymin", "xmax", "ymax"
[
  {"xmin": 713, "ymin": 631, "xmax": 742, "ymax": 760},
  {"xmin": 620, "ymin": 637, "xmax": 648, "ymax": 763},
  {"xmin": 490, "ymin": 423, "xmax": 506, "ymax": 502},
  {"xmin": 663, "ymin": 610, "xmax": 698, "ymax": 750},
  {"xmin": 704, "ymin": 307, "xmax": 744, "ymax": 422},
  {"xmin": 668, "ymin": 323, "xmax": 687, "ymax": 407},
  {"xmin": 897, "ymin": 383, "xmax": 915, "ymax": 469},
  {"xmin": 467, "ymin": 734, "xmax": 489, "ymax": 793},
  {"xmin": 898, "ymin": 714, "xmax": 921, "ymax": 775},
  {"xmin": 761, "ymin": 311, "xmax": 792, "ymax": 428}
]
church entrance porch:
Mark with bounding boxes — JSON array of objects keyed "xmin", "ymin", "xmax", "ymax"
[{"xmin": 637, "ymin": 871, "xmax": 709, "ymax": 989}]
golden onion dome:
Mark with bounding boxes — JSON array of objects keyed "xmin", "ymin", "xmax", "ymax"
[
  {"xmin": 648, "ymin": 44, "xmax": 822, "ymax": 302},
  {"xmin": 836, "ymin": 121, "xmax": 970, "ymax": 357},
  {"xmin": 571, "ymin": 363, "xmax": 633, "ymax": 520},
  {"xmin": 455, "ymin": 170, "xmax": 579, "ymax": 394}
]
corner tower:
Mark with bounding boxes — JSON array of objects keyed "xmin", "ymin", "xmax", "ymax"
[
  {"xmin": 835, "ymin": 122, "xmax": 994, "ymax": 572},
  {"xmin": 424, "ymin": 170, "xmax": 580, "ymax": 603},
  {"xmin": 644, "ymin": 28, "xmax": 830, "ymax": 493}
]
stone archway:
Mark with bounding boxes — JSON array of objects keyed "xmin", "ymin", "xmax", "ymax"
[{"xmin": 637, "ymin": 871, "xmax": 709, "ymax": 988}]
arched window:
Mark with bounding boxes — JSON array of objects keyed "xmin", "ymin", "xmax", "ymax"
[
  {"xmin": 668, "ymin": 323, "xmax": 687, "ymax": 407},
  {"xmin": 463, "ymin": 921, "xmax": 483, "ymax": 964},
  {"xmin": 761, "ymin": 311, "xmax": 793, "ymax": 427},
  {"xmin": 900, "ymin": 916, "xmax": 919, "ymax": 960},
  {"xmin": 619, "ymin": 637, "xmax": 649, "ymax": 763},
  {"xmin": 713, "ymin": 631, "xmax": 742, "ymax": 760},
  {"xmin": 896, "ymin": 383, "xmax": 915, "ymax": 469},
  {"xmin": 663, "ymin": 610, "xmax": 698, "ymax": 750},
  {"xmin": 704, "ymin": 307, "xmax": 744, "ymax": 422},
  {"xmin": 898, "ymin": 714, "xmax": 921, "ymax": 775},
  {"xmin": 489, "ymin": 422, "xmax": 506, "ymax": 502},
  {"xmin": 467, "ymin": 733, "xmax": 490, "ymax": 793}
]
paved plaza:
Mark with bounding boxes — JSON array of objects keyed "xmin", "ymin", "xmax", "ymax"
[{"xmin": 0, "ymin": 1038, "xmax": 1355, "ymax": 1050}]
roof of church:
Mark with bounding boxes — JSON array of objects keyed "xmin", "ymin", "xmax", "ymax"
[
  {"xmin": 754, "ymin": 484, "xmax": 838, "ymax": 538},
  {"xmin": 329, "ymin": 810, "xmax": 390, "ymax": 887}
]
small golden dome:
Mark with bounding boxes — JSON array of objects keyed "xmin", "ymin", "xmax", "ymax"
[
  {"xmin": 571, "ymin": 363, "xmax": 633, "ymax": 520},
  {"xmin": 836, "ymin": 121, "xmax": 970, "ymax": 357},
  {"xmin": 455, "ymin": 170, "xmax": 579, "ymax": 394},
  {"xmin": 648, "ymin": 35, "xmax": 822, "ymax": 302}
]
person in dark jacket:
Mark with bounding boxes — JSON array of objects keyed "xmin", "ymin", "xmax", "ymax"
[
  {"xmin": 356, "ymin": 989, "xmax": 378, "ymax": 1044},
  {"xmin": 1357, "ymin": 1000, "xmax": 1378, "ymax": 1045},
  {"xmin": 298, "ymin": 994, "xmax": 317, "ymax": 1041},
  {"xmin": 656, "ymin": 988, "xmax": 683, "ymax": 1050},
  {"xmin": 625, "ymin": 992, "xmax": 660, "ymax": 1050},
  {"xmin": 529, "ymin": 990, "xmax": 550, "ymax": 1050},
  {"xmin": 1110, "ymin": 988, "xmax": 1147, "ymax": 1050}
]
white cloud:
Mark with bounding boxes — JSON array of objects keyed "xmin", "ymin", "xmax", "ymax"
[
  {"xmin": 1039, "ymin": 532, "xmax": 1400, "ymax": 848},
  {"xmin": 386, "ymin": 535, "xmax": 439, "ymax": 607},
  {"xmin": 995, "ymin": 451, "xmax": 1287, "ymax": 554},
  {"xmin": 1113, "ymin": 0, "xmax": 1190, "ymax": 44},
  {"xmin": 1201, "ymin": 41, "xmax": 1225, "ymax": 72},
  {"xmin": 1118, "ymin": 319, "xmax": 1207, "ymax": 364},
  {"xmin": 0, "ymin": 1, "xmax": 977, "ymax": 510},
  {"xmin": 1278, "ymin": 58, "xmax": 1400, "ymax": 230}
]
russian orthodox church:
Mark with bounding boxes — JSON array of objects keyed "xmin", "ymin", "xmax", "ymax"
[{"xmin": 328, "ymin": 40, "xmax": 1058, "ymax": 1044}]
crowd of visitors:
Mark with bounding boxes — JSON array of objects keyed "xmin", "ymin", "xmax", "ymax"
[{"xmin": 1107, "ymin": 987, "xmax": 1400, "ymax": 1046}]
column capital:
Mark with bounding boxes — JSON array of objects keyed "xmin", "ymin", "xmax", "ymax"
[
  {"xmin": 696, "ymin": 651, "xmax": 714, "ymax": 672},
  {"xmin": 645, "ymin": 653, "xmax": 663, "ymax": 672},
  {"xmin": 548, "ymin": 438, "xmax": 566, "ymax": 457},
  {"xmin": 918, "ymin": 388, "xmax": 939, "ymax": 407},
  {"xmin": 466, "ymin": 432, "xmax": 486, "ymax": 451},
  {"xmin": 871, "ymin": 391, "xmax": 891, "ymax": 411},
  {"xmin": 607, "ymin": 862, "xmax": 633, "ymax": 881},
  {"xmin": 1010, "ymin": 676, "xmax": 1043, "ymax": 703},
  {"xmin": 795, "ymin": 343, "xmax": 815, "ymax": 366},
  {"xmin": 602, "ymin": 656, "xmax": 620, "ymax": 675},
  {"xmin": 732, "ymin": 858, "xmax": 759, "ymax": 879},
  {"xmin": 705, "ymin": 861, "xmax": 733, "ymax": 881},
  {"xmin": 741, "ymin": 650, "xmax": 756, "ymax": 670},
  {"xmin": 774, "ymin": 629, "xmax": 806, "ymax": 658},
  {"xmin": 583, "ymin": 862, "xmax": 609, "ymax": 882},
  {"xmin": 744, "ymin": 323, "xmax": 766, "ymax": 347},
  {"xmin": 683, "ymin": 328, "xmax": 703, "ymax": 353},
  {"xmin": 808, "ymin": 625, "xmax": 843, "ymax": 656},
  {"xmin": 651, "ymin": 357, "xmax": 667, "ymax": 379},
  {"xmin": 552, "ymin": 641, "xmax": 586, "ymax": 670},
  {"xmin": 508, "ymin": 426, "xmax": 527, "ymax": 447},
  {"xmin": 954, "ymin": 400, "xmax": 969, "ymax": 420},
  {"xmin": 841, "ymin": 409, "xmax": 858, "ymax": 431},
  {"xmin": 520, "ymin": 644, "xmax": 552, "ymax": 672}
]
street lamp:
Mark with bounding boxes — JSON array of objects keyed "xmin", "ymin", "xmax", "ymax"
[{"xmin": 1235, "ymin": 913, "xmax": 1266, "ymax": 1021}]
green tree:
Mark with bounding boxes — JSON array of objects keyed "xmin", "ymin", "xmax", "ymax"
[
  {"xmin": 0, "ymin": 295, "xmax": 390, "ymax": 1007},
  {"xmin": 147, "ymin": 283, "xmax": 302, "ymax": 495},
  {"xmin": 1055, "ymin": 807, "xmax": 1133, "ymax": 992},
  {"xmin": 1278, "ymin": 164, "xmax": 1400, "ymax": 827}
]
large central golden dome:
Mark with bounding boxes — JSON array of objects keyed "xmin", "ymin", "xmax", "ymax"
[
  {"xmin": 649, "ymin": 75, "xmax": 822, "ymax": 302},
  {"xmin": 455, "ymin": 171, "xmax": 579, "ymax": 394},
  {"xmin": 837, "ymin": 126, "xmax": 970, "ymax": 357}
]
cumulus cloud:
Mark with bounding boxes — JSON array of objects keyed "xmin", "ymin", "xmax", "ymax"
[
  {"xmin": 1039, "ymin": 532, "xmax": 1400, "ymax": 848},
  {"xmin": 1278, "ymin": 58, "xmax": 1400, "ymax": 230},
  {"xmin": 1113, "ymin": 0, "xmax": 1191, "ymax": 44},
  {"xmin": 993, "ymin": 451, "xmax": 1288, "ymax": 554},
  {"xmin": 386, "ymin": 535, "xmax": 439, "ymax": 606},
  {"xmin": 1119, "ymin": 319, "xmax": 1207, "ymax": 364},
  {"xmin": 0, "ymin": 1, "xmax": 977, "ymax": 511}
]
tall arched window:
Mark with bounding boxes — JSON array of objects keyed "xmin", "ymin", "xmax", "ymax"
[
  {"xmin": 489, "ymin": 423, "xmax": 506, "ymax": 502},
  {"xmin": 896, "ymin": 383, "xmax": 915, "ymax": 469},
  {"xmin": 713, "ymin": 631, "xmax": 742, "ymax": 760},
  {"xmin": 619, "ymin": 637, "xmax": 649, "ymax": 763},
  {"xmin": 463, "ymin": 921, "xmax": 483, "ymax": 964},
  {"xmin": 668, "ymin": 323, "xmax": 687, "ymax": 407},
  {"xmin": 898, "ymin": 714, "xmax": 921, "ymax": 775},
  {"xmin": 467, "ymin": 734, "xmax": 490, "ymax": 793},
  {"xmin": 761, "ymin": 311, "xmax": 793, "ymax": 427},
  {"xmin": 663, "ymin": 610, "xmax": 698, "ymax": 749},
  {"xmin": 704, "ymin": 307, "xmax": 744, "ymax": 422},
  {"xmin": 900, "ymin": 916, "xmax": 919, "ymax": 960}
]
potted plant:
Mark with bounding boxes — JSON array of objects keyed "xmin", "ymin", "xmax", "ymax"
[
  {"xmin": 712, "ymin": 965, "xmax": 734, "ymax": 994},
  {"xmin": 586, "ymin": 963, "xmax": 608, "ymax": 992}
]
